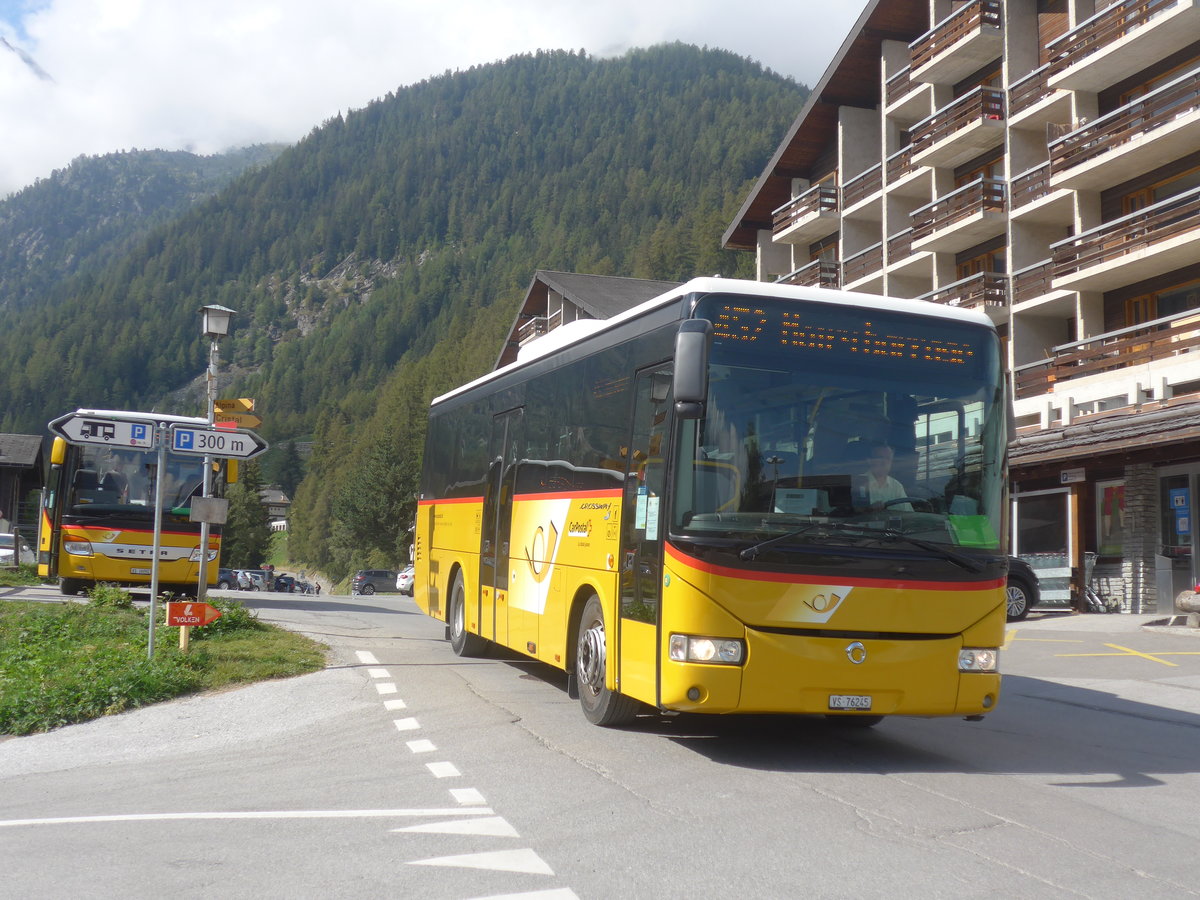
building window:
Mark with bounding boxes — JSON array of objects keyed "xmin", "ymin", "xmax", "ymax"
[{"xmin": 1096, "ymin": 479, "xmax": 1125, "ymax": 557}]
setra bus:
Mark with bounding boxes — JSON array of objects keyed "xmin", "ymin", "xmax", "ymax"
[
  {"xmin": 40, "ymin": 410, "xmax": 222, "ymax": 595},
  {"xmin": 414, "ymin": 278, "xmax": 1009, "ymax": 726}
]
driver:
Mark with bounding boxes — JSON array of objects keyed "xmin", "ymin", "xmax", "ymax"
[{"xmin": 861, "ymin": 443, "xmax": 911, "ymax": 511}]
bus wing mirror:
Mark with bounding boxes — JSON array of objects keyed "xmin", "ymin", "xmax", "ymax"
[{"xmin": 674, "ymin": 319, "xmax": 712, "ymax": 420}]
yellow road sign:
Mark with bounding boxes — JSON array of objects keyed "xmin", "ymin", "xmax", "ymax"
[
  {"xmin": 215, "ymin": 411, "xmax": 263, "ymax": 429},
  {"xmin": 215, "ymin": 397, "xmax": 256, "ymax": 414}
]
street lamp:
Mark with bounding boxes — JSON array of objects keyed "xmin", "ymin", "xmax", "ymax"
[{"xmin": 197, "ymin": 305, "xmax": 236, "ymax": 607}]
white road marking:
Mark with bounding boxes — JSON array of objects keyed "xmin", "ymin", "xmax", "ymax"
[
  {"xmin": 356, "ymin": 651, "xmax": 380, "ymax": 665},
  {"xmin": 384, "ymin": 698, "xmax": 407, "ymax": 710},
  {"xmin": 367, "ymin": 667, "xmax": 390, "ymax": 679},
  {"xmin": 406, "ymin": 739, "xmax": 436, "ymax": 753},
  {"xmin": 375, "ymin": 682, "xmax": 398, "ymax": 695},
  {"xmin": 466, "ymin": 891, "xmax": 580, "ymax": 900},
  {"xmin": 393, "ymin": 815, "xmax": 519, "ymax": 837},
  {"xmin": 393, "ymin": 717, "xmax": 420, "ymax": 731},
  {"xmin": 426, "ymin": 761, "xmax": 460, "ymax": 778},
  {"xmin": 0, "ymin": 808, "xmax": 496, "ymax": 828},
  {"xmin": 452, "ymin": 788, "xmax": 486, "ymax": 805},
  {"xmin": 409, "ymin": 848, "xmax": 554, "ymax": 875}
]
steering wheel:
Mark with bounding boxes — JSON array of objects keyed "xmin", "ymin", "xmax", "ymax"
[{"xmin": 883, "ymin": 497, "xmax": 934, "ymax": 512}]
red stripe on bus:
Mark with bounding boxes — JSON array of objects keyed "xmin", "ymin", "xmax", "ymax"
[
  {"xmin": 514, "ymin": 489, "xmax": 623, "ymax": 503},
  {"xmin": 67, "ymin": 524, "xmax": 208, "ymax": 539},
  {"xmin": 665, "ymin": 543, "xmax": 1004, "ymax": 592}
]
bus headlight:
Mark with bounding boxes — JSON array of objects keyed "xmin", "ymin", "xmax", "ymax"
[
  {"xmin": 669, "ymin": 633, "xmax": 745, "ymax": 665},
  {"xmin": 63, "ymin": 540, "xmax": 93, "ymax": 557},
  {"xmin": 189, "ymin": 549, "xmax": 219, "ymax": 562},
  {"xmin": 958, "ymin": 648, "xmax": 999, "ymax": 672}
]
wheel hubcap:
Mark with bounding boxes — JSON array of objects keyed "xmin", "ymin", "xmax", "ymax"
[{"xmin": 578, "ymin": 619, "xmax": 605, "ymax": 695}]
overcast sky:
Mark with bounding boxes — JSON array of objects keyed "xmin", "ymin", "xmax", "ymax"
[{"xmin": 0, "ymin": 0, "xmax": 869, "ymax": 198}]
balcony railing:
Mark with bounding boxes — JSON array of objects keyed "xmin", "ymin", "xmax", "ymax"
[
  {"xmin": 886, "ymin": 146, "xmax": 914, "ymax": 183},
  {"xmin": 1048, "ymin": 65, "xmax": 1200, "ymax": 175},
  {"xmin": 1009, "ymin": 64, "xmax": 1054, "ymax": 117},
  {"xmin": 842, "ymin": 163, "xmax": 882, "ymax": 208},
  {"xmin": 911, "ymin": 86, "xmax": 1005, "ymax": 157},
  {"xmin": 778, "ymin": 258, "xmax": 840, "ymax": 289},
  {"xmin": 1046, "ymin": 0, "xmax": 1180, "ymax": 75},
  {"xmin": 910, "ymin": 0, "xmax": 1002, "ymax": 74},
  {"xmin": 772, "ymin": 183, "xmax": 839, "ymax": 235},
  {"xmin": 921, "ymin": 272, "xmax": 1008, "ymax": 310},
  {"xmin": 1014, "ymin": 307, "xmax": 1200, "ymax": 401},
  {"xmin": 842, "ymin": 243, "xmax": 884, "ymax": 284},
  {"xmin": 911, "ymin": 177, "xmax": 1006, "ymax": 243},
  {"xmin": 1052, "ymin": 186, "xmax": 1200, "ymax": 280},
  {"xmin": 887, "ymin": 228, "xmax": 914, "ymax": 263},
  {"xmin": 1012, "ymin": 260, "xmax": 1054, "ymax": 304},
  {"xmin": 885, "ymin": 66, "xmax": 913, "ymax": 106},
  {"xmin": 518, "ymin": 308, "xmax": 563, "ymax": 345},
  {"xmin": 1012, "ymin": 162, "xmax": 1052, "ymax": 209}
]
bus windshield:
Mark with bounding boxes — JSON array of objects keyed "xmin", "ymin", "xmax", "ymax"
[
  {"xmin": 66, "ymin": 445, "xmax": 206, "ymax": 520},
  {"xmin": 672, "ymin": 295, "xmax": 1007, "ymax": 552}
]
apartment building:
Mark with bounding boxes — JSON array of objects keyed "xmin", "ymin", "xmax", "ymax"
[{"xmin": 723, "ymin": 0, "xmax": 1200, "ymax": 613}]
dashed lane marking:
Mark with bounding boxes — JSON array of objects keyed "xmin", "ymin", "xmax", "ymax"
[
  {"xmin": 407, "ymin": 739, "xmax": 436, "ymax": 753},
  {"xmin": 452, "ymin": 788, "xmax": 486, "ymax": 805},
  {"xmin": 394, "ymin": 717, "xmax": 421, "ymax": 731},
  {"xmin": 427, "ymin": 761, "xmax": 461, "ymax": 778},
  {"xmin": 393, "ymin": 816, "xmax": 520, "ymax": 837},
  {"xmin": 356, "ymin": 651, "xmax": 380, "ymax": 665},
  {"xmin": 375, "ymin": 682, "xmax": 398, "ymax": 695}
]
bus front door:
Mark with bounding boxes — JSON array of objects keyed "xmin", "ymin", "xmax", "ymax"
[
  {"xmin": 618, "ymin": 367, "xmax": 673, "ymax": 705},
  {"xmin": 480, "ymin": 407, "xmax": 523, "ymax": 648}
]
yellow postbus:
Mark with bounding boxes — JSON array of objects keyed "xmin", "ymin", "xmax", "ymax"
[
  {"xmin": 415, "ymin": 278, "xmax": 1009, "ymax": 726},
  {"xmin": 40, "ymin": 410, "xmax": 222, "ymax": 596}
]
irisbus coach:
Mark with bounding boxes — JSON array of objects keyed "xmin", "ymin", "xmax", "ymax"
[{"xmin": 414, "ymin": 278, "xmax": 1009, "ymax": 726}]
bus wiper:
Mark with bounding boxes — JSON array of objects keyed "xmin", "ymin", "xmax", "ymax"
[
  {"xmin": 738, "ymin": 522, "xmax": 828, "ymax": 561},
  {"xmin": 834, "ymin": 524, "xmax": 984, "ymax": 573}
]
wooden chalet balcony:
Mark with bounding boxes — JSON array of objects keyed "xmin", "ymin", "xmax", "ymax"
[
  {"xmin": 518, "ymin": 308, "xmax": 562, "ymax": 346},
  {"xmin": 921, "ymin": 272, "xmax": 1008, "ymax": 311},
  {"xmin": 778, "ymin": 258, "xmax": 840, "ymax": 290},
  {"xmin": 911, "ymin": 86, "xmax": 1005, "ymax": 168},
  {"xmin": 910, "ymin": 0, "xmax": 1002, "ymax": 85},
  {"xmin": 842, "ymin": 163, "xmax": 882, "ymax": 210},
  {"xmin": 1011, "ymin": 162, "xmax": 1072, "ymax": 224},
  {"xmin": 842, "ymin": 243, "xmax": 883, "ymax": 286},
  {"xmin": 772, "ymin": 182, "xmax": 839, "ymax": 245},
  {"xmin": 1012, "ymin": 162, "xmax": 1050, "ymax": 209},
  {"xmin": 1014, "ymin": 307, "xmax": 1200, "ymax": 401},
  {"xmin": 887, "ymin": 228, "xmax": 913, "ymax": 263},
  {"xmin": 885, "ymin": 65, "xmax": 928, "ymax": 124},
  {"xmin": 1048, "ymin": 65, "xmax": 1200, "ymax": 190},
  {"xmin": 885, "ymin": 66, "xmax": 913, "ymax": 106},
  {"xmin": 911, "ymin": 177, "xmax": 1006, "ymax": 253},
  {"xmin": 1052, "ymin": 186, "xmax": 1200, "ymax": 292},
  {"xmin": 1012, "ymin": 260, "xmax": 1054, "ymax": 305},
  {"xmin": 1009, "ymin": 65, "xmax": 1053, "ymax": 118},
  {"xmin": 1047, "ymin": 0, "xmax": 1200, "ymax": 93}
]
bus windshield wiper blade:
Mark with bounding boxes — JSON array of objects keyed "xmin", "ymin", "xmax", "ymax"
[
  {"xmin": 834, "ymin": 524, "xmax": 985, "ymax": 573},
  {"xmin": 738, "ymin": 522, "xmax": 830, "ymax": 561}
]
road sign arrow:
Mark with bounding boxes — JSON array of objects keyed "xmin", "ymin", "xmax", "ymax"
[
  {"xmin": 215, "ymin": 397, "xmax": 256, "ymax": 413},
  {"xmin": 165, "ymin": 601, "xmax": 223, "ymax": 627},
  {"xmin": 169, "ymin": 424, "xmax": 269, "ymax": 460},
  {"xmin": 48, "ymin": 412, "xmax": 157, "ymax": 449},
  {"xmin": 214, "ymin": 411, "xmax": 263, "ymax": 429}
]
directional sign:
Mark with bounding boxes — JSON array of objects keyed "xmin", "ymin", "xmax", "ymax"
[
  {"xmin": 215, "ymin": 397, "xmax": 255, "ymax": 413},
  {"xmin": 170, "ymin": 424, "xmax": 268, "ymax": 460},
  {"xmin": 214, "ymin": 411, "xmax": 263, "ymax": 429},
  {"xmin": 49, "ymin": 412, "xmax": 156, "ymax": 449},
  {"xmin": 165, "ymin": 601, "xmax": 223, "ymax": 627}
]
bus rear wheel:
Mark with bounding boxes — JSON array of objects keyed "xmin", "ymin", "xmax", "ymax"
[
  {"xmin": 575, "ymin": 594, "xmax": 638, "ymax": 726},
  {"xmin": 448, "ymin": 570, "xmax": 487, "ymax": 657}
]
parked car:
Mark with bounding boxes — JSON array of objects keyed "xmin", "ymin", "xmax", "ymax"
[
  {"xmin": 247, "ymin": 569, "xmax": 273, "ymax": 591},
  {"xmin": 237, "ymin": 569, "xmax": 266, "ymax": 591},
  {"xmin": 396, "ymin": 565, "xmax": 414, "ymax": 595},
  {"xmin": 352, "ymin": 569, "xmax": 398, "ymax": 595},
  {"xmin": 1006, "ymin": 556, "xmax": 1041, "ymax": 621},
  {"xmin": 0, "ymin": 533, "xmax": 35, "ymax": 566},
  {"xmin": 275, "ymin": 574, "xmax": 296, "ymax": 593},
  {"xmin": 216, "ymin": 568, "xmax": 238, "ymax": 589}
]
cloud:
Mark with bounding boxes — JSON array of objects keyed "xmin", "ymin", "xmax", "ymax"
[{"xmin": 0, "ymin": 0, "xmax": 868, "ymax": 197}]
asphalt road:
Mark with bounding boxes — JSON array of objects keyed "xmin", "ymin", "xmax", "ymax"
[{"xmin": 3, "ymin": 587, "xmax": 1200, "ymax": 898}]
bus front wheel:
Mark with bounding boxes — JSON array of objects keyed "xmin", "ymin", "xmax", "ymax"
[
  {"xmin": 575, "ymin": 594, "xmax": 638, "ymax": 726},
  {"xmin": 448, "ymin": 570, "xmax": 487, "ymax": 657},
  {"xmin": 60, "ymin": 577, "xmax": 86, "ymax": 596}
]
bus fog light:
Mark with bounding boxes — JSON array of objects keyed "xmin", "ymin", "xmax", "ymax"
[
  {"xmin": 669, "ymin": 633, "xmax": 745, "ymax": 665},
  {"xmin": 63, "ymin": 540, "xmax": 93, "ymax": 557},
  {"xmin": 959, "ymin": 648, "xmax": 999, "ymax": 672}
]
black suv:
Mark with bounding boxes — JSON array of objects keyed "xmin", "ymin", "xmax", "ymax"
[{"xmin": 352, "ymin": 569, "xmax": 398, "ymax": 595}]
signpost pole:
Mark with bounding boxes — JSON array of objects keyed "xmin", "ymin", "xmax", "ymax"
[{"xmin": 148, "ymin": 424, "xmax": 167, "ymax": 660}]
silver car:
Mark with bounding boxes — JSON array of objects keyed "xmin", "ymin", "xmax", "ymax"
[{"xmin": 396, "ymin": 565, "xmax": 414, "ymax": 595}]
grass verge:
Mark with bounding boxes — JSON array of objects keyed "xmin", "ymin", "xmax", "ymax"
[{"xmin": 0, "ymin": 593, "xmax": 326, "ymax": 736}]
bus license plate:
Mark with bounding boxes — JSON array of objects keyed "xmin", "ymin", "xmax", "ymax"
[
  {"xmin": 829, "ymin": 694, "xmax": 872, "ymax": 711},
  {"xmin": 131, "ymin": 567, "xmax": 150, "ymax": 575}
]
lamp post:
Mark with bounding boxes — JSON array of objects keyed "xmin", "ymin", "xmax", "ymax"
[{"xmin": 197, "ymin": 304, "xmax": 236, "ymax": 607}]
